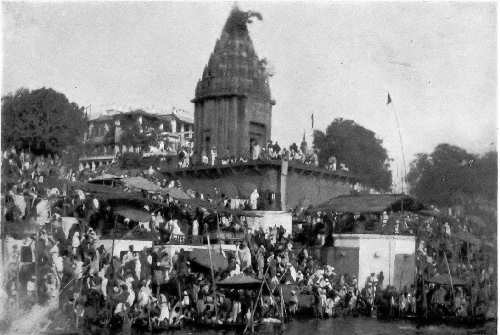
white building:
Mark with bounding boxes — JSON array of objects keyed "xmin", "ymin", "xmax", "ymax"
[{"xmin": 322, "ymin": 234, "xmax": 416, "ymax": 291}]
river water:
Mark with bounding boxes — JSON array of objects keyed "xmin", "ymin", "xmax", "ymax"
[{"xmin": 158, "ymin": 318, "xmax": 496, "ymax": 335}]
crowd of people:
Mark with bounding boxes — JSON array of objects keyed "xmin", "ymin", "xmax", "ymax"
[
  {"xmin": 290, "ymin": 207, "xmax": 496, "ymax": 321},
  {"xmin": 185, "ymin": 140, "xmax": 347, "ymax": 172},
  {"xmin": 0, "ymin": 146, "xmax": 496, "ymax": 334}
]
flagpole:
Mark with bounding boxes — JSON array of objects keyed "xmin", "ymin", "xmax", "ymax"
[{"xmin": 387, "ymin": 93, "xmax": 407, "ymax": 194}]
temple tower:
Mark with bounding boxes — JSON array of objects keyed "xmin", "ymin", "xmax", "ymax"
[{"xmin": 192, "ymin": 6, "xmax": 274, "ymax": 162}]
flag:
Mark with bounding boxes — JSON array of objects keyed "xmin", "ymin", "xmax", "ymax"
[
  {"xmin": 386, "ymin": 93, "xmax": 392, "ymax": 105},
  {"xmin": 311, "ymin": 113, "xmax": 314, "ymax": 129}
]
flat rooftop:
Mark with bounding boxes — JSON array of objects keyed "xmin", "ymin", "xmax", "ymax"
[{"xmin": 161, "ymin": 159, "xmax": 358, "ymax": 183}]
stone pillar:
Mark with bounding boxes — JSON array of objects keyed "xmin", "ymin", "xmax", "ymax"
[
  {"xmin": 114, "ymin": 120, "xmax": 122, "ymax": 144},
  {"xmin": 171, "ymin": 119, "xmax": 177, "ymax": 134},
  {"xmin": 280, "ymin": 159, "xmax": 288, "ymax": 211},
  {"xmin": 180, "ymin": 122, "xmax": 185, "ymax": 146}
]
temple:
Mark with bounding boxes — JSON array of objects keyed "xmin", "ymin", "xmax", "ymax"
[{"xmin": 192, "ymin": 6, "xmax": 275, "ymax": 163}]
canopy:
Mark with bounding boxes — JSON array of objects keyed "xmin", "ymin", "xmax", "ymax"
[
  {"xmin": 427, "ymin": 274, "xmax": 466, "ymax": 286},
  {"xmin": 189, "ymin": 249, "xmax": 228, "ymax": 273},
  {"xmin": 71, "ymin": 181, "xmax": 115, "ymax": 194},
  {"xmin": 123, "ymin": 177, "xmax": 162, "ymax": 192},
  {"xmin": 315, "ymin": 194, "xmax": 422, "ymax": 213},
  {"xmin": 114, "ymin": 206, "xmax": 152, "ymax": 222},
  {"xmin": 162, "ymin": 187, "xmax": 190, "ymax": 200},
  {"xmin": 88, "ymin": 174, "xmax": 122, "ymax": 183},
  {"xmin": 216, "ymin": 274, "xmax": 262, "ymax": 289}
]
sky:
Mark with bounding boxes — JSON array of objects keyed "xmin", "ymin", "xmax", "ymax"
[{"xmin": 2, "ymin": 1, "xmax": 497, "ymax": 189}]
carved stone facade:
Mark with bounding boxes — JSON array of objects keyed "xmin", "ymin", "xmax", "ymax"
[{"xmin": 192, "ymin": 7, "xmax": 274, "ymax": 163}]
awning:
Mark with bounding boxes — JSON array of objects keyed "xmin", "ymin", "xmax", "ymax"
[
  {"xmin": 71, "ymin": 181, "xmax": 130, "ymax": 196},
  {"xmin": 162, "ymin": 187, "xmax": 190, "ymax": 200},
  {"xmin": 123, "ymin": 177, "xmax": 162, "ymax": 192},
  {"xmin": 114, "ymin": 207, "xmax": 152, "ymax": 222},
  {"xmin": 189, "ymin": 249, "xmax": 228, "ymax": 273},
  {"xmin": 216, "ymin": 274, "xmax": 262, "ymax": 289},
  {"xmin": 315, "ymin": 194, "xmax": 422, "ymax": 213},
  {"xmin": 426, "ymin": 273, "xmax": 466, "ymax": 286}
]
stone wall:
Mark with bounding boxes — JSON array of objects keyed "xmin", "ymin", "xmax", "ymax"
[
  {"xmin": 285, "ymin": 170, "xmax": 353, "ymax": 209},
  {"xmin": 173, "ymin": 164, "xmax": 353, "ymax": 210},
  {"xmin": 178, "ymin": 168, "xmax": 280, "ymax": 200}
]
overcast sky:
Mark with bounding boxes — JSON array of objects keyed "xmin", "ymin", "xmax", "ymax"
[{"xmin": 2, "ymin": 1, "xmax": 497, "ymax": 188}]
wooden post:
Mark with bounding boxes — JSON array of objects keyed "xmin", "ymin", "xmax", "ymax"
[
  {"xmin": 206, "ymin": 236, "xmax": 218, "ymax": 319},
  {"xmin": 34, "ymin": 230, "xmax": 39, "ymax": 304},
  {"xmin": 110, "ymin": 218, "xmax": 117, "ymax": 278},
  {"xmin": 16, "ymin": 252, "xmax": 21, "ymax": 309},
  {"xmin": 280, "ymin": 286, "xmax": 285, "ymax": 321},
  {"xmin": 1, "ymin": 210, "xmax": 5, "ymax": 268}
]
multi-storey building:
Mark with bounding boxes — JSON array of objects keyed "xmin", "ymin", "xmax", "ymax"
[{"xmin": 80, "ymin": 108, "xmax": 193, "ymax": 168}]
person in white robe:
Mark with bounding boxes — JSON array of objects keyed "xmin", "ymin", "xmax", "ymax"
[{"xmin": 249, "ymin": 189, "xmax": 259, "ymax": 210}]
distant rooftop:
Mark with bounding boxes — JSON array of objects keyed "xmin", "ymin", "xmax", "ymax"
[{"xmin": 89, "ymin": 106, "xmax": 193, "ymax": 124}]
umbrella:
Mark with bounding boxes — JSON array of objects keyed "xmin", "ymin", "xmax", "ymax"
[
  {"xmin": 216, "ymin": 274, "xmax": 262, "ymax": 289},
  {"xmin": 189, "ymin": 248, "xmax": 228, "ymax": 273},
  {"xmin": 123, "ymin": 177, "xmax": 162, "ymax": 192}
]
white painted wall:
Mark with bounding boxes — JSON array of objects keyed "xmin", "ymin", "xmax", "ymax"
[
  {"xmin": 99, "ymin": 239, "xmax": 238, "ymax": 257},
  {"xmin": 100, "ymin": 239, "xmax": 153, "ymax": 256},
  {"xmin": 244, "ymin": 211, "xmax": 292, "ymax": 236},
  {"xmin": 333, "ymin": 234, "xmax": 415, "ymax": 290}
]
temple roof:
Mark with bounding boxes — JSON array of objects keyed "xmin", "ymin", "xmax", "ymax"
[{"xmin": 193, "ymin": 6, "xmax": 273, "ymax": 103}]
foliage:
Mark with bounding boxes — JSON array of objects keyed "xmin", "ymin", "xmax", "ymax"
[
  {"xmin": 407, "ymin": 143, "xmax": 497, "ymax": 206},
  {"xmin": 313, "ymin": 118, "xmax": 392, "ymax": 191},
  {"xmin": 118, "ymin": 115, "xmax": 156, "ymax": 149},
  {"xmin": 1, "ymin": 87, "xmax": 87, "ymax": 155}
]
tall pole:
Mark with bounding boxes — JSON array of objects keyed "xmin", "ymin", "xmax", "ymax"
[
  {"xmin": 34, "ymin": 230, "xmax": 39, "ymax": 304},
  {"xmin": 206, "ymin": 235, "xmax": 218, "ymax": 319},
  {"xmin": 110, "ymin": 218, "xmax": 117, "ymax": 278},
  {"xmin": 387, "ymin": 93, "xmax": 407, "ymax": 195}
]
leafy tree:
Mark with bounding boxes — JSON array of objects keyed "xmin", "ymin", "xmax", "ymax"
[
  {"xmin": 1, "ymin": 87, "xmax": 87, "ymax": 155},
  {"xmin": 407, "ymin": 143, "xmax": 497, "ymax": 206},
  {"xmin": 313, "ymin": 118, "xmax": 392, "ymax": 191}
]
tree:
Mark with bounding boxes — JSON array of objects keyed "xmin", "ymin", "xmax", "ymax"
[
  {"xmin": 1, "ymin": 87, "xmax": 87, "ymax": 155},
  {"xmin": 313, "ymin": 118, "xmax": 392, "ymax": 191},
  {"xmin": 407, "ymin": 143, "xmax": 497, "ymax": 206}
]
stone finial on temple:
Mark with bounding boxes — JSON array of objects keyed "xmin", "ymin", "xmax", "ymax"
[{"xmin": 223, "ymin": 5, "xmax": 263, "ymax": 36}]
